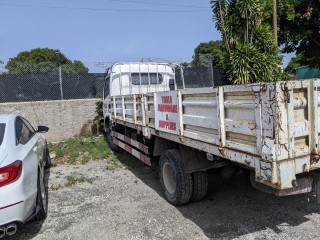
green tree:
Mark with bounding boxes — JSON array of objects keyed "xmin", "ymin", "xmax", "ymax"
[
  {"xmin": 262, "ymin": 1, "xmax": 320, "ymax": 68},
  {"xmin": 5, "ymin": 48, "xmax": 89, "ymax": 74},
  {"xmin": 273, "ymin": 1, "xmax": 320, "ymax": 68},
  {"xmin": 192, "ymin": 41, "xmax": 228, "ymax": 69},
  {"xmin": 211, "ymin": 0, "xmax": 283, "ymax": 84}
]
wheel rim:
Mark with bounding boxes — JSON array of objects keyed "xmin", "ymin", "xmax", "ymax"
[
  {"xmin": 39, "ymin": 169, "xmax": 47, "ymax": 212},
  {"xmin": 162, "ymin": 162, "xmax": 176, "ymax": 194}
]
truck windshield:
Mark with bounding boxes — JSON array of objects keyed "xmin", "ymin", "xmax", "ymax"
[
  {"xmin": 131, "ymin": 73, "xmax": 163, "ymax": 85},
  {"xmin": 0, "ymin": 123, "xmax": 5, "ymax": 146}
]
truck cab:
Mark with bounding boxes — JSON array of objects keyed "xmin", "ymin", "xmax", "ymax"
[{"xmin": 103, "ymin": 62, "xmax": 183, "ymax": 121}]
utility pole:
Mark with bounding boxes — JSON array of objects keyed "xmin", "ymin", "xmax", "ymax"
[{"xmin": 273, "ymin": 0, "xmax": 278, "ymax": 46}]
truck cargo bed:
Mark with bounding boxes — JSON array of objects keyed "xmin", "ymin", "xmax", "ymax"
[{"xmin": 110, "ymin": 79, "xmax": 320, "ymax": 190}]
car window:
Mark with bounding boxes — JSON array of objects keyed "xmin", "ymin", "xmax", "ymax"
[
  {"xmin": 15, "ymin": 117, "xmax": 34, "ymax": 145},
  {"xmin": 0, "ymin": 123, "xmax": 5, "ymax": 146},
  {"xmin": 21, "ymin": 117, "xmax": 36, "ymax": 134}
]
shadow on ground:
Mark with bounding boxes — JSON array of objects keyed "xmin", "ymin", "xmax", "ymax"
[
  {"xmin": 8, "ymin": 168, "xmax": 51, "ymax": 240},
  {"xmin": 116, "ymin": 152, "xmax": 320, "ymax": 239}
]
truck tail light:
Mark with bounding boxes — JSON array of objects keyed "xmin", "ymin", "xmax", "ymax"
[{"xmin": 0, "ymin": 160, "xmax": 22, "ymax": 187}]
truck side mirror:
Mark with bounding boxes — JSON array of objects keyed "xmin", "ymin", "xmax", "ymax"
[{"xmin": 169, "ymin": 79, "xmax": 175, "ymax": 90}]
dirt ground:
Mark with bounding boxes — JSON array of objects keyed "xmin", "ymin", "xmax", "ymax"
[{"xmin": 7, "ymin": 154, "xmax": 320, "ymax": 240}]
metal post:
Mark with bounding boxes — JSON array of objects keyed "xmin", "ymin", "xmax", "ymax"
[
  {"xmin": 55, "ymin": 52, "xmax": 63, "ymax": 100},
  {"xmin": 210, "ymin": 58, "xmax": 214, "ymax": 87},
  {"xmin": 59, "ymin": 65, "xmax": 63, "ymax": 100}
]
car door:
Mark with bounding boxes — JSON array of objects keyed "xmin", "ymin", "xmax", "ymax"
[
  {"xmin": 15, "ymin": 117, "xmax": 41, "ymax": 215},
  {"xmin": 21, "ymin": 117, "xmax": 45, "ymax": 162}
]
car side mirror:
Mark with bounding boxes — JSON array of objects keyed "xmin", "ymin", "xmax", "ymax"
[{"xmin": 37, "ymin": 125, "xmax": 49, "ymax": 133}]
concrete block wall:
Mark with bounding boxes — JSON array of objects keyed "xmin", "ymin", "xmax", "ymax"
[{"xmin": 0, "ymin": 99, "xmax": 100, "ymax": 142}]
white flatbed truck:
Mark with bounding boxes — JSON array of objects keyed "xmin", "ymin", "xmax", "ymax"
[{"xmin": 103, "ymin": 62, "xmax": 320, "ymax": 206}]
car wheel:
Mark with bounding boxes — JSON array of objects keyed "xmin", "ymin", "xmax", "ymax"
[
  {"xmin": 34, "ymin": 169, "xmax": 48, "ymax": 221},
  {"xmin": 44, "ymin": 147, "xmax": 51, "ymax": 169},
  {"xmin": 159, "ymin": 149, "xmax": 192, "ymax": 206}
]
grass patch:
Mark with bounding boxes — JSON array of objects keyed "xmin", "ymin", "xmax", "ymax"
[
  {"xmin": 48, "ymin": 136, "xmax": 140, "ymax": 172},
  {"xmin": 48, "ymin": 136, "xmax": 112, "ymax": 165},
  {"xmin": 65, "ymin": 174, "xmax": 95, "ymax": 187},
  {"xmin": 50, "ymin": 184, "xmax": 63, "ymax": 191}
]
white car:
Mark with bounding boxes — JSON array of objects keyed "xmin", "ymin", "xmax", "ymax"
[{"xmin": 0, "ymin": 114, "xmax": 50, "ymax": 238}]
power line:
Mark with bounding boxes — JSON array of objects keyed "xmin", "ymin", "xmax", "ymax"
[
  {"xmin": 0, "ymin": 3, "xmax": 210, "ymax": 12},
  {"xmin": 107, "ymin": 0, "xmax": 208, "ymax": 9}
]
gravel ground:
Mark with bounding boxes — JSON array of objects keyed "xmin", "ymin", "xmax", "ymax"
[{"xmin": 6, "ymin": 155, "xmax": 320, "ymax": 240}]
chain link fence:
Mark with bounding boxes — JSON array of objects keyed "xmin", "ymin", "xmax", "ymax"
[
  {"xmin": 180, "ymin": 54, "xmax": 225, "ymax": 89},
  {"xmin": 0, "ymin": 56, "xmax": 225, "ymax": 103},
  {"xmin": 0, "ymin": 62, "xmax": 105, "ymax": 103}
]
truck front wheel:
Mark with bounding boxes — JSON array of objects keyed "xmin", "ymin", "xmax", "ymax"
[
  {"xmin": 159, "ymin": 149, "xmax": 192, "ymax": 206},
  {"xmin": 106, "ymin": 121, "xmax": 122, "ymax": 152}
]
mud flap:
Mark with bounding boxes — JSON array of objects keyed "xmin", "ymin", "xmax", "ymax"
[{"xmin": 274, "ymin": 177, "xmax": 313, "ymax": 197}]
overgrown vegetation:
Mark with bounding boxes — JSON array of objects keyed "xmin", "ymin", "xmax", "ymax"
[
  {"xmin": 95, "ymin": 100, "xmax": 104, "ymax": 133},
  {"xmin": 49, "ymin": 136, "xmax": 112, "ymax": 165}
]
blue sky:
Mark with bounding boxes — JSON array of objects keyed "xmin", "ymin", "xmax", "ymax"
[{"xmin": 0, "ymin": 0, "xmax": 292, "ymax": 72}]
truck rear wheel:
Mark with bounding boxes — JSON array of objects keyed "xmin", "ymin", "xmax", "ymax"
[
  {"xmin": 106, "ymin": 121, "xmax": 122, "ymax": 152},
  {"xmin": 191, "ymin": 171, "xmax": 208, "ymax": 201},
  {"xmin": 159, "ymin": 149, "xmax": 192, "ymax": 206}
]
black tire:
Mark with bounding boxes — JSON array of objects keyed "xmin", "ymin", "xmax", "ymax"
[
  {"xmin": 44, "ymin": 147, "xmax": 51, "ymax": 169},
  {"xmin": 191, "ymin": 171, "xmax": 208, "ymax": 202},
  {"xmin": 34, "ymin": 169, "xmax": 48, "ymax": 221},
  {"xmin": 106, "ymin": 121, "xmax": 122, "ymax": 152},
  {"xmin": 159, "ymin": 149, "xmax": 192, "ymax": 206}
]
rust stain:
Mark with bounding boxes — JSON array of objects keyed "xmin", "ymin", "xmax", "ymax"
[
  {"xmin": 179, "ymin": 136, "xmax": 186, "ymax": 143},
  {"xmin": 218, "ymin": 147, "xmax": 227, "ymax": 156},
  {"xmin": 260, "ymin": 84, "xmax": 267, "ymax": 92},
  {"xmin": 310, "ymin": 147, "xmax": 320, "ymax": 163},
  {"xmin": 311, "ymin": 154, "xmax": 320, "ymax": 163},
  {"xmin": 311, "ymin": 147, "xmax": 318, "ymax": 155}
]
